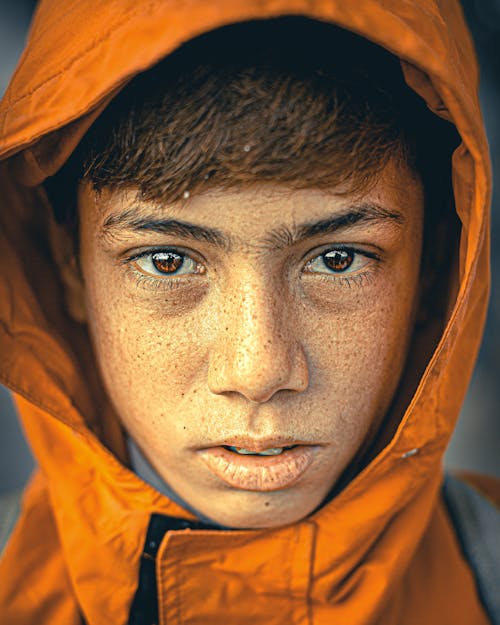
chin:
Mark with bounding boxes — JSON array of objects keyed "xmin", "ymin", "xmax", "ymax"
[{"xmin": 197, "ymin": 490, "xmax": 322, "ymax": 530}]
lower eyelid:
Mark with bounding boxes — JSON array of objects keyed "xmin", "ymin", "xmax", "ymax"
[
  {"xmin": 300, "ymin": 268, "xmax": 378, "ymax": 291},
  {"xmin": 131, "ymin": 269, "xmax": 208, "ymax": 294}
]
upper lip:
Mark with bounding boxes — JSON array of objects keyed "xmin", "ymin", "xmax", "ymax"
[{"xmin": 199, "ymin": 437, "xmax": 318, "ymax": 452}]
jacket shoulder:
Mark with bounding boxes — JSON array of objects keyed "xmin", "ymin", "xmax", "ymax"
[{"xmin": 443, "ymin": 472, "xmax": 500, "ymax": 624}]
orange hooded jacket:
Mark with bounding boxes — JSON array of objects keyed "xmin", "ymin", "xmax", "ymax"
[{"xmin": 0, "ymin": 1, "xmax": 497, "ymax": 624}]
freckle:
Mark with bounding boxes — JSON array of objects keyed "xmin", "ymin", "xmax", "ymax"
[{"xmin": 264, "ymin": 501, "xmax": 270, "ymax": 507}]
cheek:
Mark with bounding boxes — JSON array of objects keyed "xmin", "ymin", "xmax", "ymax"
[
  {"xmin": 300, "ymin": 264, "xmax": 420, "ymax": 434},
  {"xmin": 83, "ymin": 268, "xmax": 208, "ymax": 439}
]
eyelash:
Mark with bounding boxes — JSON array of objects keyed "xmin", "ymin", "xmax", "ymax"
[
  {"xmin": 123, "ymin": 245, "xmax": 381, "ymax": 291},
  {"xmin": 132, "ymin": 272, "xmax": 188, "ymax": 292},
  {"xmin": 312, "ymin": 270, "xmax": 378, "ymax": 289}
]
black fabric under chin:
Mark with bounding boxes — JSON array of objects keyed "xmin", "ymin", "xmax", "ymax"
[{"xmin": 128, "ymin": 513, "xmax": 222, "ymax": 625}]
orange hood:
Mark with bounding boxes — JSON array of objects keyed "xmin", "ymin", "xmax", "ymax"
[{"xmin": 0, "ymin": 1, "xmax": 493, "ymax": 624}]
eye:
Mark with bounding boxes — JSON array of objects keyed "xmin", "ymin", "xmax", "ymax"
[
  {"xmin": 304, "ymin": 247, "xmax": 370, "ymax": 275},
  {"xmin": 132, "ymin": 250, "xmax": 204, "ymax": 278}
]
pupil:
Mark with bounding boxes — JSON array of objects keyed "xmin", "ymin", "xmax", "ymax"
[
  {"xmin": 152, "ymin": 252, "xmax": 183, "ymax": 274},
  {"xmin": 323, "ymin": 249, "xmax": 353, "ymax": 272}
]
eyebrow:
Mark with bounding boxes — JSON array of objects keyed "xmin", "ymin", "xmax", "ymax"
[
  {"xmin": 102, "ymin": 208, "xmax": 230, "ymax": 249},
  {"xmin": 101, "ymin": 202, "xmax": 405, "ymax": 251}
]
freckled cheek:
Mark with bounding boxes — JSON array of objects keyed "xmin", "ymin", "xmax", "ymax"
[
  {"xmin": 300, "ymin": 277, "xmax": 418, "ymax": 417},
  {"xmin": 83, "ymin": 274, "xmax": 209, "ymax": 422}
]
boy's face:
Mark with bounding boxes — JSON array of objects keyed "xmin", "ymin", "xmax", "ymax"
[{"xmin": 70, "ymin": 159, "xmax": 424, "ymax": 528}]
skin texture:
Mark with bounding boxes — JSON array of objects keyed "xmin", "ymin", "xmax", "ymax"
[{"xmin": 60, "ymin": 159, "xmax": 424, "ymax": 528}]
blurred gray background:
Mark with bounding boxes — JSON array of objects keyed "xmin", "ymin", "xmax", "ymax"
[{"xmin": 0, "ymin": 0, "xmax": 499, "ymax": 494}]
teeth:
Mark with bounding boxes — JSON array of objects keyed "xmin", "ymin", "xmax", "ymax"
[
  {"xmin": 254, "ymin": 447, "xmax": 284, "ymax": 456},
  {"xmin": 225, "ymin": 446, "xmax": 292, "ymax": 456}
]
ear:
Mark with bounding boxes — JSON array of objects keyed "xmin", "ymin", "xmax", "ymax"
[{"xmin": 49, "ymin": 220, "xmax": 88, "ymax": 324}]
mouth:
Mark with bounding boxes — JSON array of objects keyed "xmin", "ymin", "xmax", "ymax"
[
  {"xmin": 223, "ymin": 444, "xmax": 297, "ymax": 456},
  {"xmin": 197, "ymin": 442, "xmax": 318, "ymax": 492}
]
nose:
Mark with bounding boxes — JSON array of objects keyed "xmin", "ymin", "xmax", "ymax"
[{"xmin": 207, "ymin": 280, "xmax": 309, "ymax": 403}]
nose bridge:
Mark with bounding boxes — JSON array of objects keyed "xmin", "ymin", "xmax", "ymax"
[{"xmin": 208, "ymin": 275, "xmax": 308, "ymax": 402}]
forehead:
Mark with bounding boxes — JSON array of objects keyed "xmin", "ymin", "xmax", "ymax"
[{"xmin": 81, "ymin": 159, "xmax": 423, "ymax": 245}]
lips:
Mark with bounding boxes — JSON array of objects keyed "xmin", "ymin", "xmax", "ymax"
[{"xmin": 197, "ymin": 443, "xmax": 318, "ymax": 492}]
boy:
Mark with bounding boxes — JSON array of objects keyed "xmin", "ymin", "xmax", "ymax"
[{"xmin": 0, "ymin": 2, "xmax": 498, "ymax": 624}]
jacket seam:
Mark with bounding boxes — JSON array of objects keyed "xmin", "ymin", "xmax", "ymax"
[{"xmin": 0, "ymin": 0, "xmax": 159, "ymax": 116}]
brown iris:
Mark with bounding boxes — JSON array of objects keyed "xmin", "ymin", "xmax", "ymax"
[
  {"xmin": 152, "ymin": 252, "xmax": 183, "ymax": 274},
  {"xmin": 323, "ymin": 249, "xmax": 354, "ymax": 272}
]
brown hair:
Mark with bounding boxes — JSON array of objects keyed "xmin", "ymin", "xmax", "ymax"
[{"xmin": 46, "ymin": 17, "xmax": 457, "ymax": 229}]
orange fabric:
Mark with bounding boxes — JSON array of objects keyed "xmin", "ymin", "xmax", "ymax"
[{"xmin": 0, "ymin": 1, "xmax": 496, "ymax": 623}]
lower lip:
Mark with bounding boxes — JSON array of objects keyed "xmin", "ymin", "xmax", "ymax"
[{"xmin": 197, "ymin": 445, "xmax": 318, "ymax": 492}]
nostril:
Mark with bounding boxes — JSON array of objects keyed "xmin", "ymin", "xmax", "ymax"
[{"xmin": 207, "ymin": 338, "xmax": 309, "ymax": 402}]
